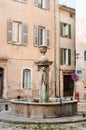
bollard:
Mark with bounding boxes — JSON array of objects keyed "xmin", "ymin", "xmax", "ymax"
[{"xmin": 5, "ymin": 104, "xmax": 8, "ymax": 111}]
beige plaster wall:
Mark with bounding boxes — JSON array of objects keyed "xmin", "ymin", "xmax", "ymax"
[{"xmin": 0, "ymin": 0, "xmax": 56, "ymax": 99}]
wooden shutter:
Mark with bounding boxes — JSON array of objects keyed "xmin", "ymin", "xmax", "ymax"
[
  {"xmin": 38, "ymin": 27, "xmax": 43, "ymax": 46},
  {"xmin": 34, "ymin": 0, "xmax": 38, "ymax": 7},
  {"xmin": 60, "ymin": 48, "xmax": 63, "ymax": 65},
  {"xmin": 7, "ymin": 19, "xmax": 13, "ymax": 43},
  {"xmin": 74, "ymin": 50, "xmax": 76, "ymax": 66},
  {"xmin": 45, "ymin": 27, "xmax": 50, "ymax": 47},
  {"xmin": 45, "ymin": 0, "xmax": 50, "ymax": 10},
  {"xmin": 60, "ymin": 22, "xmax": 63, "ymax": 36},
  {"xmin": 68, "ymin": 49, "xmax": 71, "ymax": 65},
  {"xmin": 22, "ymin": 23, "xmax": 28, "ymax": 45},
  {"xmin": 84, "ymin": 51, "xmax": 86, "ymax": 61},
  {"xmin": 68, "ymin": 24, "xmax": 71, "ymax": 39},
  {"xmin": 33, "ymin": 25, "xmax": 38, "ymax": 46}
]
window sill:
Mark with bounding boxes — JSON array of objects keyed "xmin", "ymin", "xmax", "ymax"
[
  {"xmin": 13, "ymin": 0, "xmax": 27, "ymax": 4},
  {"xmin": 35, "ymin": 5, "xmax": 50, "ymax": 11},
  {"xmin": 8, "ymin": 42, "xmax": 28, "ymax": 46},
  {"xmin": 60, "ymin": 35, "xmax": 71, "ymax": 39}
]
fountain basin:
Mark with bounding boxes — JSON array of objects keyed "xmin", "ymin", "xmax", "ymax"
[{"xmin": 10, "ymin": 99, "xmax": 77, "ymax": 118}]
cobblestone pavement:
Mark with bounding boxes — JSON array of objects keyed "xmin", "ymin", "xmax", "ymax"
[{"xmin": 0, "ymin": 121, "xmax": 86, "ymax": 130}]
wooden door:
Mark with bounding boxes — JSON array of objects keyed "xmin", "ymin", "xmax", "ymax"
[{"xmin": 0, "ymin": 68, "xmax": 3, "ymax": 98}]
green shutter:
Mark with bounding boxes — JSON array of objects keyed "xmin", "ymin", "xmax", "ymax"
[
  {"xmin": 7, "ymin": 19, "xmax": 13, "ymax": 43},
  {"xmin": 22, "ymin": 23, "xmax": 28, "ymax": 45},
  {"xmin": 60, "ymin": 48, "xmax": 63, "ymax": 65},
  {"xmin": 68, "ymin": 49, "xmax": 71, "ymax": 65},
  {"xmin": 74, "ymin": 50, "xmax": 76, "ymax": 66},
  {"xmin": 68, "ymin": 24, "xmax": 71, "ymax": 39},
  {"xmin": 60, "ymin": 22, "xmax": 63, "ymax": 36}
]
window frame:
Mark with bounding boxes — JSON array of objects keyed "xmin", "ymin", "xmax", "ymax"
[
  {"xmin": 60, "ymin": 22, "xmax": 71, "ymax": 39},
  {"xmin": 34, "ymin": 25, "xmax": 50, "ymax": 47},
  {"xmin": 7, "ymin": 19, "xmax": 28, "ymax": 45},
  {"xmin": 23, "ymin": 69, "xmax": 31, "ymax": 89},
  {"xmin": 34, "ymin": 0, "xmax": 50, "ymax": 10},
  {"xmin": 60, "ymin": 48, "xmax": 71, "ymax": 65}
]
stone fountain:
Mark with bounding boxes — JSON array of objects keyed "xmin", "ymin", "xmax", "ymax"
[
  {"xmin": 10, "ymin": 45, "xmax": 77, "ymax": 118},
  {"xmin": 34, "ymin": 45, "xmax": 53, "ymax": 103}
]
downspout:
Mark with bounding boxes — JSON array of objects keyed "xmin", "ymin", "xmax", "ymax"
[{"xmin": 54, "ymin": 0, "xmax": 57, "ymax": 97}]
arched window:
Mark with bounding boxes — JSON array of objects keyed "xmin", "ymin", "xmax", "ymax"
[
  {"xmin": 23, "ymin": 69, "xmax": 31, "ymax": 89},
  {"xmin": 84, "ymin": 51, "xmax": 86, "ymax": 61}
]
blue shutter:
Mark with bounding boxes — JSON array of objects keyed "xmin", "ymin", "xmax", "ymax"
[{"xmin": 84, "ymin": 51, "xmax": 86, "ymax": 61}]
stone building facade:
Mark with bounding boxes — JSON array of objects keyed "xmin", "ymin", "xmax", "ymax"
[
  {"xmin": 0, "ymin": 0, "xmax": 76, "ymax": 100},
  {"xmin": 58, "ymin": 5, "xmax": 75, "ymax": 98},
  {"xmin": 0, "ymin": 0, "xmax": 56, "ymax": 99}
]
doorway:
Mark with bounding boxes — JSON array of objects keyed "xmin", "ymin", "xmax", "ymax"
[
  {"xmin": 0, "ymin": 68, "xmax": 4, "ymax": 98},
  {"xmin": 63, "ymin": 75, "xmax": 74, "ymax": 97}
]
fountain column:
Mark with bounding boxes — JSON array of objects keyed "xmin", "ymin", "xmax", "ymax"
[{"xmin": 34, "ymin": 45, "xmax": 53, "ymax": 102}]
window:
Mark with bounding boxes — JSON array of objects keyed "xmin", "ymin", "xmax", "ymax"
[
  {"xmin": 34, "ymin": 0, "xmax": 50, "ymax": 10},
  {"xmin": 7, "ymin": 19, "xmax": 28, "ymax": 45},
  {"xmin": 84, "ymin": 51, "xmax": 86, "ymax": 61},
  {"xmin": 60, "ymin": 22, "xmax": 71, "ymax": 39},
  {"xmin": 34, "ymin": 25, "xmax": 50, "ymax": 47},
  {"xmin": 23, "ymin": 69, "xmax": 31, "ymax": 89},
  {"xmin": 13, "ymin": 21, "xmax": 22, "ymax": 43},
  {"xmin": 60, "ymin": 48, "xmax": 71, "ymax": 65}
]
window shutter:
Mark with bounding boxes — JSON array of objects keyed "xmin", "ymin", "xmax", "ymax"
[
  {"xmin": 38, "ymin": 27, "xmax": 42, "ymax": 46},
  {"xmin": 45, "ymin": 27, "xmax": 50, "ymax": 47},
  {"xmin": 45, "ymin": 0, "xmax": 50, "ymax": 10},
  {"xmin": 22, "ymin": 23, "xmax": 28, "ymax": 45},
  {"xmin": 68, "ymin": 49, "xmax": 71, "ymax": 65},
  {"xmin": 60, "ymin": 22, "xmax": 63, "ymax": 36},
  {"xmin": 60, "ymin": 48, "xmax": 63, "ymax": 65},
  {"xmin": 7, "ymin": 19, "xmax": 13, "ymax": 43},
  {"xmin": 34, "ymin": 0, "xmax": 38, "ymax": 7},
  {"xmin": 68, "ymin": 24, "xmax": 71, "ymax": 39},
  {"xmin": 74, "ymin": 50, "xmax": 76, "ymax": 66},
  {"xmin": 84, "ymin": 51, "xmax": 86, "ymax": 61},
  {"xmin": 33, "ymin": 25, "xmax": 38, "ymax": 46}
]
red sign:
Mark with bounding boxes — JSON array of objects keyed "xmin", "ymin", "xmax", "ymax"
[{"xmin": 71, "ymin": 73, "xmax": 77, "ymax": 81}]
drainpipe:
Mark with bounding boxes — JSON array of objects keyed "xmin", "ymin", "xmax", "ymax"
[
  {"xmin": 54, "ymin": 0, "xmax": 57, "ymax": 97},
  {"xmin": 58, "ymin": 5, "xmax": 61, "ymax": 98}
]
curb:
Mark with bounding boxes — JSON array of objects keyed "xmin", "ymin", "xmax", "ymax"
[{"xmin": 0, "ymin": 111, "xmax": 86, "ymax": 124}]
